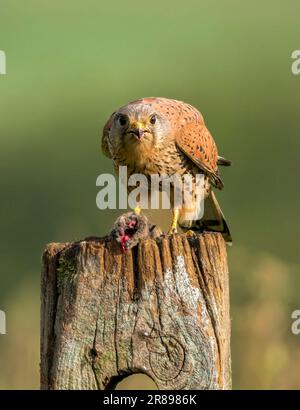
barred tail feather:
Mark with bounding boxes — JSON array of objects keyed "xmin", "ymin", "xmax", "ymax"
[{"xmin": 179, "ymin": 190, "xmax": 232, "ymax": 244}]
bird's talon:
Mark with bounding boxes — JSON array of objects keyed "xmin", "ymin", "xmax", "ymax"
[
  {"xmin": 185, "ymin": 230, "xmax": 196, "ymax": 237},
  {"xmin": 167, "ymin": 227, "xmax": 178, "ymax": 235},
  {"xmin": 134, "ymin": 206, "xmax": 141, "ymax": 215}
]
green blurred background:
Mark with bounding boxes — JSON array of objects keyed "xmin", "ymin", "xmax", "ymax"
[{"xmin": 0, "ymin": 0, "xmax": 300, "ymax": 389}]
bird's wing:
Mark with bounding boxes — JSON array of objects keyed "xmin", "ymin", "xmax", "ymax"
[
  {"xmin": 175, "ymin": 119, "xmax": 224, "ymax": 189},
  {"xmin": 217, "ymin": 155, "xmax": 231, "ymax": 166},
  {"xmin": 101, "ymin": 112, "xmax": 115, "ymax": 158},
  {"xmin": 138, "ymin": 98, "xmax": 224, "ymax": 189}
]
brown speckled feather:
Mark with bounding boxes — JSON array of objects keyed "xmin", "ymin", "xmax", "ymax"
[
  {"xmin": 175, "ymin": 120, "xmax": 223, "ymax": 189},
  {"xmin": 102, "ymin": 112, "xmax": 115, "ymax": 158},
  {"xmin": 125, "ymin": 97, "xmax": 223, "ymax": 189}
]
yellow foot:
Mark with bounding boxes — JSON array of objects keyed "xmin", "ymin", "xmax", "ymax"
[
  {"xmin": 134, "ymin": 206, "xmax": 141, "ymax": 215},
  {"xmin": 185, "ymin": 230, "xmax": 196, "ymax": 237},
  {"xmin": 167, "ymin": 226, "xmax": 178, "ymax": 235}
]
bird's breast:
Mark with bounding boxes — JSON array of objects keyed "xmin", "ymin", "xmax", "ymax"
[{"xmin": 113, "ymin": 140, "xmax": 200, "ymax": 179}]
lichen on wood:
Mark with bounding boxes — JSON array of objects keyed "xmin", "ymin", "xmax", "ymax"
[{"xmin": 41, "ymin": 232, "xmax": 231, "ymax": 390}]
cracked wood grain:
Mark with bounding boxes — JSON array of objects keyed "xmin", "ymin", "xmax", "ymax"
[{"xmin": 41, "ymin": 232, "xmax": 231, "ymax": 390}]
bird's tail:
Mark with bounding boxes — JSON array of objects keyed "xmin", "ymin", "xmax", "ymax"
[{"xmin": 179, "ymin": 190, "xmax": 232, "ymax": 244}]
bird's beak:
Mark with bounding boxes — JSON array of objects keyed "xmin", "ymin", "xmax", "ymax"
[
  {"xmin": 131, "ymin": 128, "xmax": 144, "ymax": 139},
  {"xmin": 129, "ymin": 122, "xmax": 146, "ymax": 140}
]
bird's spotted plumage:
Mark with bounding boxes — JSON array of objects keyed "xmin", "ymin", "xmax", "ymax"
[{"xmin": 102, "ymin": 97, "xmax": 231, "ymax": 242}]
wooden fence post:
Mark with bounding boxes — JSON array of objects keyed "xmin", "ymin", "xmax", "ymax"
[{"xmin": 41, "ymin": 231, "xmax": 231, "ymax": 390}]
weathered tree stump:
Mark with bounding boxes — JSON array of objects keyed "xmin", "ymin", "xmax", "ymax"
[{"xmin": 41, "ymin": 232, "xmax": 231, "ymax": 390}]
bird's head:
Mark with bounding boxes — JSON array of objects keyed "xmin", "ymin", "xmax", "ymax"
[{"xmin": 109, "ymin": 103, "xmax": 170, "ymax": 150}]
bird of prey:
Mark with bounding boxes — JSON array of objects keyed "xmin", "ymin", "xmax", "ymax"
[{"xmin": 102, "ymin": 97, "xmax": 231, "ymax": 243}]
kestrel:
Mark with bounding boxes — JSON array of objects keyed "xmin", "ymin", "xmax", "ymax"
[{"xmin": 102, "ymin": 97, "xmax": 231, "ymax": 243}]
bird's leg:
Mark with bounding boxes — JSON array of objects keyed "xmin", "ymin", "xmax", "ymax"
[
  {"xmin": 168, "ymin": 209, "xmax": 179, "ymax": 235},
  {"xmin": 134, "ymin": 206, "xmax": 141, "ymax": 215}
]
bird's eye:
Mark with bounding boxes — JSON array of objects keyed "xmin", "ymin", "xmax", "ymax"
[
  {"xmin": 149, "ymin": 114, "xmax": 157, "ymax": 125},
  {"xmin": 118, "ymin": 115, "xmax": 128, "ymax": 126}
]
